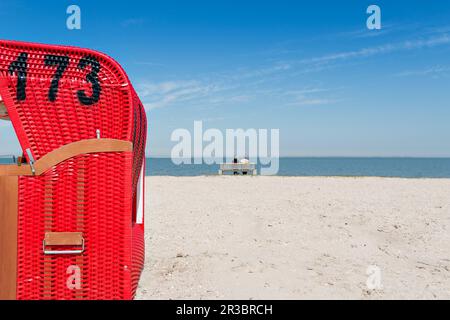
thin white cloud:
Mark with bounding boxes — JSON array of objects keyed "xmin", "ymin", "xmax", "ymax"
[
  {"xmin": 338, "ymin": 24, "xmax": 395, "ymax": 39},
  {"xmin": 139, "ymin": 80, "xmax": 222, "ymax": 110},
  {"xmin": 228, "ymin": 63, "xmax": 292, "ymax": 81},
  {"xmin": 289, "ymin": 98, "xmax": 337, "ymax": 107},
  {"xmin": 208, "ymin": 32, "xmax": 450, "ymax": 92},
  {"xmin": 201, "ymin": 116, "xmax": 228, "ymax": 122},
  {"xmin": 208, "ymin": 94, "xmax": 253, "ymax": 105},
  {"xmin": 137, "ymin": 29, "xmax": 450, "ymax": 111},
  {"xmin": 284, "ymin": 87, "xmax": 339, "ymax": 107},
  {"xmin": 394, "ymin": 65, "xmax": 450, "ymax": 78},
  {"xmin": 301, "ymin": 34, "xmax": 450, "ymax": 65}
]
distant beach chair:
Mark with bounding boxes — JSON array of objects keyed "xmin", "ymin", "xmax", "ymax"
[
  {"xmin": 219, "ymin": 162, "xmax": 257, "ymax": 175},
  {"xmin": 0, "ymin": 40, "xmax": 147, "ymax": 300}
]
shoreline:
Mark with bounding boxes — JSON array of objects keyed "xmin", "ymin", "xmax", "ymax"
[{"xmin": 145, "ymin": 175, "xmax": 450, "ymax": 179}]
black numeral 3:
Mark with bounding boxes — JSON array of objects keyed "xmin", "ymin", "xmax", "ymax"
[{"xmin": 77, "ymin": 55, "xmax": 101, "ymax": 106}]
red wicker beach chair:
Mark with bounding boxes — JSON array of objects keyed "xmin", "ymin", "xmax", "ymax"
[{"xmin": 0, "ymin": 40, "xmax": 147, "ymax": 300}]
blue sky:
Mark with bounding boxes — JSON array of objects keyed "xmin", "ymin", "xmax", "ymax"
[{"xmin": 1, "ymin": 0, "xmax": 450, "ymax": 157}]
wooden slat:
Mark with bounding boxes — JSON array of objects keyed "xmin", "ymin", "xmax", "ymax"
[
  {"xmin": 0, "ymin": 176, "xmax": 18, "ymax": 300},
  {"xmin": 0, "ymin": 164, "xmax": 32, "ymax": 176}
]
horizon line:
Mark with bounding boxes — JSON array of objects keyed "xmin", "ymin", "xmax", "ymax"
[{"xmin": 145, "ymin": 155, "xmax": 450, "ymax": 159}]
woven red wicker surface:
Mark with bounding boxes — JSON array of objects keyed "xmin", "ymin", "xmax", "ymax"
[{"xmin": 0, "ymin": 40, "xmax": 147, "ymax": 300}]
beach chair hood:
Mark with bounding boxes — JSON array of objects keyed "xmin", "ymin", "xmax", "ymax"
[
  {"xmin": 0, "ymin": 40, "xmax": 147, "ymax": 300},
  {"xmin": 0, "ymin": 40, "xmax": 145, "ymax": 159}
]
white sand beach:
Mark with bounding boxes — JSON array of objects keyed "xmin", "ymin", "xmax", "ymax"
[{"xmin": 136, "ymin": 176, "xmax": 450, "ymax": 300}]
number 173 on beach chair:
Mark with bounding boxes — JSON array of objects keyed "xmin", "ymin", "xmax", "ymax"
[{"xmin": 0, "ymin": 40, "xmax": 147, "ymax": 300}]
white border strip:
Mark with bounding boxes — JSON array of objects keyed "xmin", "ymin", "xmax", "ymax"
[{"xmin": 136, "ymin": 163, "xmax": 144, "ymax": 224}]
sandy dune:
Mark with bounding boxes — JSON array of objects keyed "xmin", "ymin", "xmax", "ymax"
[{"xmin": 136, "ymin": 176, "xmax": 450, "ymax": 300}]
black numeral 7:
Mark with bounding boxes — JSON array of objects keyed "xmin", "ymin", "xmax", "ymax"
[{"xmin": 44, "ymin": 54, "xmax": 69, "ymax": 102}]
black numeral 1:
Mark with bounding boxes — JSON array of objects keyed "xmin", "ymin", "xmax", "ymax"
[
  {"xmin": 77, "ymin": 55, "xmax": 101, "ymax": 106},
  {"xmin": 8, "ymin": 52, "xmax": 28, "ymax": 101},
  {"xmin": 44, "ymin": 54, "xmax": 69, "ymax": 102}
]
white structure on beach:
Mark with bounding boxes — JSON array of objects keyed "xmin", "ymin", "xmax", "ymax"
[{"xmin": 218, "ymin": 162, "xmax": 257, "ymax": 175}]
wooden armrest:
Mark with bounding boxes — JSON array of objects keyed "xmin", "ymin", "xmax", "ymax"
[{"xmin": 0, "ymin": 139, "xmax": 132, "ymax": 176}]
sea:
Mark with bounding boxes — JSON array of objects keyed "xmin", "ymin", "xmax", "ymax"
[
  {"xmin": 2, "ymin": 157, "xmax": 450, "ymax": 178},
  {"xmin": 145, "ymin": 157, "xmax": 450, "ymax": 178}
]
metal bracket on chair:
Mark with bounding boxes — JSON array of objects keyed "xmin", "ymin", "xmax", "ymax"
[
  {"xmin": 43, "ymin": 239, "xmax": 85, "ymax": 255},
  {"xmin": 25, "ymin": 148, "xmax": 36, "ymax": 175}
]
